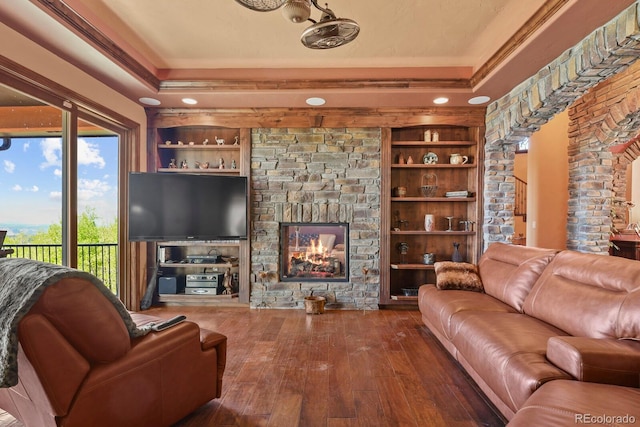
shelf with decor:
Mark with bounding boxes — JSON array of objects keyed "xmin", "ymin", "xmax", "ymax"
[
  {"xmin": 155, "ymin": 127, "xmax": 242, "ymax": 174},
  {"xmin": 380, "ymin": 122, "xmax": 484, "ymax": 307},
  {"xmin": 145, "ymin": 120, "xmax": 251, "ymax": 306}
]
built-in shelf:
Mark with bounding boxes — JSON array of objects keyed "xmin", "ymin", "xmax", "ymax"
[
  {"xmin": 158, "ymin": 144, "xmax": 240, "ymax": 150},
  {"xmin": 390, "ymin": 295, "xmax": 419, "ymax": 301},
  {"xmin": 381, "ymin": 123, "xmax": 484, "ymax": 307},
  {"xmin": 159, "ymin": 262, "xmax": 238, "ymax": 269},
  {"xmin": 392, "ymin": 140, "xmax": 475, "ymax": 147},
  {"xmin": 391, "ymin": 164, "xmax": 475, "ymax": 169},
  {"xmin": 391, "ymin": 197, "xmax": 476, "ymax": 202},
  {"xmin": 157, "ymin": 293, "xmax": 240, "ymax": 306},
  {"xmin": 157, "ymin": 168, "xmax": 240, "ymax": 174},
  {"xmin": 391, "ymin": 263, "xmax": 435, "ymax": 270},
  {"xmin": 149, "ymin": 124, "xmax": 250, "ymax": 306},
  {"xmin": 390, "ymin": 230, "xmax": 475, "ymax": 236}
]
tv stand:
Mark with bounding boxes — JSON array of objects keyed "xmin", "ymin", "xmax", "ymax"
[{"xmin": 155, "ymin": 240, "xmax": 246, "ymax": 306}]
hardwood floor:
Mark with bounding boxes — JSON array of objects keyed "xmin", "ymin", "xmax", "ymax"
[{"xmin": 0, "ymin": 307, "xmax": 506, "ymax": 427}]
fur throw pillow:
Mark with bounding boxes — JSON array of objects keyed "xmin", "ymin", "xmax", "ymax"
[{"xmin": 434, "ymin": 261, "xmax": 484, "ymax": 292}]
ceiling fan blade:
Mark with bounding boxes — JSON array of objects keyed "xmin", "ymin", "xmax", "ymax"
[{"xmin": 234, "ymin": 0, "xmax": 286, "ymax": 12}]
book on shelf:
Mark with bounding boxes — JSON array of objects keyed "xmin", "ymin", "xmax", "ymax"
[{"xmin": 445, "ymin": 190, "xmax": 472, "ymax": 197}]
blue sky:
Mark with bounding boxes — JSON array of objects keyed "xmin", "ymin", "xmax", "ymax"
[{"xmin": 0, "ymin": 136, "xmax": 118, "ymax": 231}]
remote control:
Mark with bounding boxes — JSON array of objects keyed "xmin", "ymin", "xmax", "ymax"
[{"xmin": 151, "ymin": 315, "xmax": 187, "ymax": 332}]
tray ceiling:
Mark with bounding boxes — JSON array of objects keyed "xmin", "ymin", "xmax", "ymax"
[{"xmin": 0, "ymin": 0, "xmax": 636, "ymax": 108}]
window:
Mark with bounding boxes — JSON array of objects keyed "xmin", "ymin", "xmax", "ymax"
[{"xmin": 516, "ymin": 138, "xmax": 529, "ymax": 153}]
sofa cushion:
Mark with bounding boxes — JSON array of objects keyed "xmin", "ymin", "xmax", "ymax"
[
  {"xmin": 523, "ymin": 250, "xmax": 640, "ymax": 339},
  {"xmin": 507, "ymin": 380, "xmax": 640, "ymax": 427},
  {"xmin": 451, "ymin": 312, "xmax": 571, "ymax": 412},
  {"xmin": 418, "ymin": 284, "xmax": 516, "ymax": 340},
  {"xmin": 478, "ymin": 243, "xmax": 557, "ymax": 312},
  {"xmin": 434, "ymin": 262, "xmax": 484, "ymax": 292}
]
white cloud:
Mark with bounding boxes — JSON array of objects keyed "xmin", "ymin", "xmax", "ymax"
[
  {"xmin": 54, "ymin": 169, "xmax": 62, "ymax": 177},
  {"xmin": 3, "ymin": 160, "xmax": 15, "ymax": 173},
  {"xmin": 12, "ymin": 184, "xmax": 22, "ymax": 191},
  {"xmin": 40, "ymin": 138, "xmax": 62, "ymax": 169},
  {"xmin": 39, "ymin": 138, "xmax": 105, "ymax": 170},
  {"xmin": 78, "ymin": 138, "xmax": 105, "ymax": 169},
  {"xmin": 23, "ymin": 142, "xmax": 30, "ymax": 151},
  {"xmin": 78, "ymin": 178, "xmax": 111, "ymax": 201},
  {"xmin": 50, "ymin": 191, "xmax": 61, "ymax": 200},
  {"xmin": 28, "ymin": 185, "xmax": 39, "ymax": 192}
]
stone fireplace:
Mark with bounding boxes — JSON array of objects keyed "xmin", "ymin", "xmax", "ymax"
[
  {"xmin": 280, "ymin": 222, "xmax": 349, "ymax": 282},
  {"xmin": 250, "ymin": 127, "xmax": 381, "ymax": 309}
]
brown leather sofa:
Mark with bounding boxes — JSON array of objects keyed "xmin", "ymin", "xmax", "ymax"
[
  {"xmin": 419, "ymin": 242, "xmax": 640, "ymax": 425},
  {"xmin": 0, "ymin": 275, "xmax": 227, "ymax": 427}
]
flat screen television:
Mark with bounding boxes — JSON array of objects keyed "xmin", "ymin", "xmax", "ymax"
[{"xmin": 128, "ymin": 172, "xmax": 248, "ymax": 241}]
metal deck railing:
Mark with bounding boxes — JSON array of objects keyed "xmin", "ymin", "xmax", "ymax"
[{"xmin": 3, "ymin": 243, "xmax": 118, "ymax": 293}]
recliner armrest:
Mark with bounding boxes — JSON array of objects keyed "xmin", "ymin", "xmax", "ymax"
[
  {"xmin": 547, "ymin": 336, "xmax": 640, "ymax": 387},
  {"xmin": 200, "ymin": 328, "xmax": 227, "ymax": 398}
]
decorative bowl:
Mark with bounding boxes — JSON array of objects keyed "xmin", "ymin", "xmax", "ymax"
[{"xmin": 420, "ymin": 185, "xmax": 438, "ymax": 197}]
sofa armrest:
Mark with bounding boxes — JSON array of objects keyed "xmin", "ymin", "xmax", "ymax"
[
  {"xmin": 200, "ymin": 328, "xmax": 227, "ymax": 398},
  {"xmin": 547, "ymin": 336, "xmax": 640, "ymax": 387}
]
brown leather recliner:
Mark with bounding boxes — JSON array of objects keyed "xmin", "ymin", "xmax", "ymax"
[{"xmin": 0, "ymin": 276, "xmax": 227, "ymax": 427}]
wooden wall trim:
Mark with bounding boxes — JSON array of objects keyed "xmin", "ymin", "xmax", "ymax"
[
  {"xmin": 33, "ymin": 0, "xmax": 160, "ymax": 90},
  {"xmin": 159, "ymin": 78, "xmax": 471, "ymax": 92},
  {"xmin": 471, "ymin": 0, "xmax": 571, "ymax": 87},
  {"xmin": 146, "ymin": 107, "xmax": 487, "ymax": 129}
]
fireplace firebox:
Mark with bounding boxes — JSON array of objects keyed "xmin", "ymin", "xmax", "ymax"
[{"xmin": 280, "ymin": 222, "xmax": 349, "ymax": 282}]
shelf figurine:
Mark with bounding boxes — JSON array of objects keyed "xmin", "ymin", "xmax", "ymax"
[
  {"xmin": 202, "ymin": 138, "xmax": 209, "ymax": 145},
  {"xmin": 195, "ymin": 161, "xmax": 209, "ymax": 169},
  {"xmin": 234, "ymin": 136, "xmax": 239, "ymax": 145},
  {"xmin": 218, "ymin": 158, "xmax": 225, "ymax": 169},
  {"xmin": 231, "ymin": 159, "xmax": 237, "ymax": 169},
  {"xmin": 180, "ymin": 160, "xmax": 188, "ymax": 169},
  {"xmin": 168, "ymin": 158, "xmax": 177, "ymax": 168},
  {"xmin": 215, "ymin": 136, "xmax": 225, "ymax": 145}
]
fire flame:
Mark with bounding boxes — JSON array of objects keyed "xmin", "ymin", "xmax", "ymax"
[{"xmin": 307, "ymin": 239, "xmax": 325, "ymax": 260}]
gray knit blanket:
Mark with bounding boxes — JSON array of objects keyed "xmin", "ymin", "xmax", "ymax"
[{"xmin": 0, "ymin": 258, "xmax": 151, "ymax": 388}]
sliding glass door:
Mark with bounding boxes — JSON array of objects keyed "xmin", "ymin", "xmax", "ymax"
[{"xmin": 0, "ymin": 84, "xmax": 120, "ymax": 293}]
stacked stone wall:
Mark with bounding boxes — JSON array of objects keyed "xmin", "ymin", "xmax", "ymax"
[
  {"xmin": 250, "ymin": 128, "xmax": 381, "ymax": 309},
  {"xmin": 483, "ymin": 3, "xmax": 640, "ymax": 252}
]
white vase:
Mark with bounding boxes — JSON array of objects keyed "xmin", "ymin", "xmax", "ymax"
[{"xmin": 424, "ymin": 214, "xmax": 435, "ymax": 232}]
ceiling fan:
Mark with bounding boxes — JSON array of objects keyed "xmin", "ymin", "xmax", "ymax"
[{"xmin": 234, "ymin": 0, "xmax": 360, "ymax": 49}]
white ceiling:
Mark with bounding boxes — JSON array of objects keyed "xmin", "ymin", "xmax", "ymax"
[{"xmin": 0, "ymin": 0, "xmax": 636, "ymax": 108}]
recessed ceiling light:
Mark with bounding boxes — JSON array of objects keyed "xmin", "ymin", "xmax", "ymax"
[
  {"xmin": 182, "ymin": 98, "xmax": 198, "ymax": 105},
  {"xmin": 468, "ymin": 96, "xmax": 491, "ymax": 105},
  {"xmin": 139, "ymin": 97, "xmax": 161, "ymax": 106},
  {"xmin": 306, "ymin": 97, "xmax": 326, "ymax": 106},
  {"xmin": 433, "ymin": 97, "xmax": 449, "ymax": 105}
]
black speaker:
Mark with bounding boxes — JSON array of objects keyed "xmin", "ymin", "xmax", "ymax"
[{"xmin": 158, "ymin": 276, "xmax": 184, "ymax": 294}]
